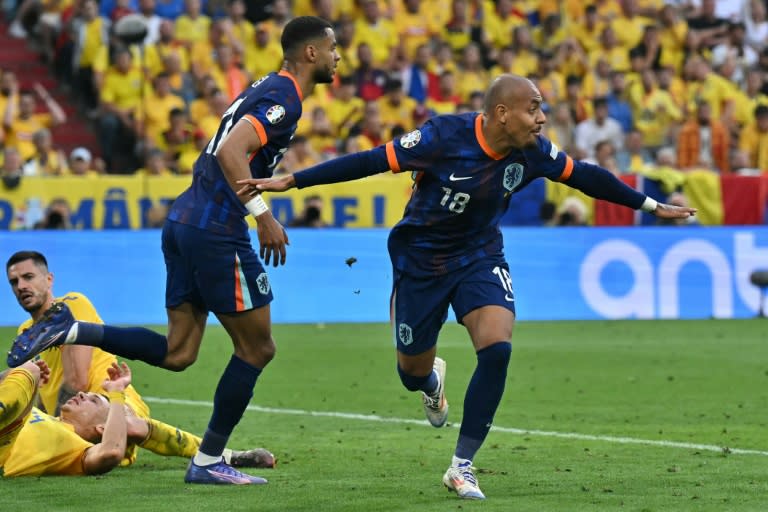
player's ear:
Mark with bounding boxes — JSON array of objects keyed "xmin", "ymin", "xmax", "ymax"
[
  {"xmin": 94, "ymin": 423, "xmax": 105, "ymax": 439},
  {"xmin": 305, "ymin": 43, "xmax": 317, "ymax": 63},
  {"xmin": 495, "ymin": 104, "xmax": 507, "ymax": 124}
]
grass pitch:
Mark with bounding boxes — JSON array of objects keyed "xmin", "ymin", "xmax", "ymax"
[{"xmin": 2, "ymin": 320, "xmax": 767, "ymax": 511}]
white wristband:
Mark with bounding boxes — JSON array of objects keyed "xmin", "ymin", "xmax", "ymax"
[
  {"xmin": 640, "ymin": 196, "xmax": 658, "ymax": 213},
  {"xmin": 245, "ymin": 195, "xmax": 269, "ymax": 217}
]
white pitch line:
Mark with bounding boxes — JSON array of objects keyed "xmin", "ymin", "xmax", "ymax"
[{"xmin": 144, "ymin": 396, "xmax": 768, "ymax": 457}]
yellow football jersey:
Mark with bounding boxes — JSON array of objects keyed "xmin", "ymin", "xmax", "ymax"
[
  {"xmin": 0, "ymin": 368, "xmax": 38, "ymax": 470},
  {"xmin": 2, "ymin": 407, "xmax": 92, "ymax": 477},
  {"xmin": 17, "ymin": 293, "xmax": 150, "ymax": 452}
]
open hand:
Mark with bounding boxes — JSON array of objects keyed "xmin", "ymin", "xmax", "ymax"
[
  {"xmin": 256, "ymin": 212, "xmax": 290, "ymax": 267},
  {"xmin": 237, "ymin": 175, "xmax": 296, "ymax": 197},
  {"xmin": 102, "ymin": 362, "xmax": 131, "ymax": 393},
  {"xmin": 653, "ymin": 203, "xmax": 697, "ymax": 219}
]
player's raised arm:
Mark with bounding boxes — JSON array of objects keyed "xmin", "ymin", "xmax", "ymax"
[{"xmin": 82, "ymin": 362, "xmax": 131, "ymax": 475}]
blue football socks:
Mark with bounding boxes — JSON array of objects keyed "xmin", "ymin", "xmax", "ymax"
[
  {"xmin": 455, "ymin": 342, "xmax": 512, "ymax": 461},
  {"xmin": 199, "ymin": 355, "xmax": 262, "ymax": 459},
  {"xmin": 75, "ymin": 322, "xmax": 168, "ymax": 367},
  {"xmin": 397, "ymin": 363, "xmax": 439, "ymax": 394}
]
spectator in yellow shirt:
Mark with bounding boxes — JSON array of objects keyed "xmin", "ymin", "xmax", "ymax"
[
  {"xmin": 589, "ymin": 25, "xmax": 630, "ymax": 73},
  {"xmin": 74, "ymin": 0, "xmax": 108, "ymax": 112},
  {"xmin": 509, "ymin": 25, "xmax": 538, "ymax": 77},
  {"xmin": 227, "ymin": 0, "xmax": 254, "ymax": 57},
  {"xmin": 135, "ymin": 147, "xmax": 174, "ymax": 177},
  {"xmin": 98, "ymin": 46, "xmax": 143, "ymax": 171},
  {"xmin": 326, "ymin": 75, "xmax": 365, "ymax": 139},
  {"xmin": 377, "ymin": 78, "xmax": 419, "ymax": 134},
  {"xmin": 738, "ymin": 105, "xmax": 768, "ymax": 171},
  {"xmin": 352, "ymin": 0, "xmax": 399, "ymax": 68},
  {"xmin": 3, "ymin": 83, "xmax": 66, "ymax": 162},
  {"xmin": 246, "ymin": 23, "xmax": 282, "ymax": 81},
  {"xmin": 572, "ymin": 4, "xmax": 604, "ymax": 54},
  {"xmin": 483, "ymin": 0, "xmax": 525, "ymax": 50},
  {"xmin": 140, "ymin": 72, "xmax": 186, "ymax": 148},
  {"xmin": 174, "ymin": 0, "xmax": 211, "ymax": 48},
  {"xmin": 23, "ymin": 128, "xmax": 66, "ymax": 176},
  {"xmin": 657, "ymin": 4, "xmax": 688, "ymax": 72},
  {"xmin": 532, "ymin": 13, "xmax": 568, "ymax": 54},
  {"xmin": 395, "ymin": 0, "xmax": 439, "ymax": 61},
  {"xmin": 630, "ymin": 68, "xmax": 683, "ymax": 151},
  {"xmin": 426, "ymin": 71, "xmax": 462, "ymax": 115},
  {"xmin": 144, "ymin": 19, "xmax": 191, "ymax": 77},
  {"xmin": 611, "ymin": 0, "xmax": 653, "ymax": 51},
  {"xmin": 456, "ymin": 42, "xmax": 489, "ymax": 102}
]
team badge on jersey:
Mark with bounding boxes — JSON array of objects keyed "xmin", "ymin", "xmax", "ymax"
[
  {"xmin": 266, "ymin": 105, "xmax": 286, "ymax": 125},
  {"xmin": 400, "ymin": 130, "xmax": 421, "ymax": 149},
  {"xmin": 503, "ymin": 163, "xmax": 524, "ymax": 192},
  {"xmin": 398, "ymin": 323, "xmax": 413, "ymax": 345},
  {"xmin": 256, "ymin": 273, "xmax": 271, "ymax": 295}
]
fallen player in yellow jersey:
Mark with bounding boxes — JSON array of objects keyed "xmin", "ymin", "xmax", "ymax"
[
  {"xmin": 0, "ymin": 359, "xmax": 274, "ymax": 477},
  {"xmin": 5, "ymin": 250, "xmax": 275, "ymax": 473}
]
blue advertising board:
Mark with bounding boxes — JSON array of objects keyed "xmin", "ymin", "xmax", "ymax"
[{"xmin": 1, "ymin": 227, "xmax": 766, "ymax": 326}]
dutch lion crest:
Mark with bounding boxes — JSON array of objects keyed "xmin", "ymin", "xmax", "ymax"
[
  {"xmin": 503, "ymin": 163, "xmax": 524, "ymax": 192},
  {"xmin": 398, "ymin": 323, "xmax": 413, "ymax": 345},
  {"xmin": 256, "ymin": 273, "xmax": 271, "ymax": 295}
]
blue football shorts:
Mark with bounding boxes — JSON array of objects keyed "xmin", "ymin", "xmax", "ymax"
[
  {"xmin": 161, "ymin": 220, "xmax": 273, "ymax": 314},
  {"xmin": 390, "ymin": 255, "xmax": 516, "ymax": 355}
]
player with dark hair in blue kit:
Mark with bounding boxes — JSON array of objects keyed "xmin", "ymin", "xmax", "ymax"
[
  {"xmin": 8, "ymin": 16, "xmax": 340, "ymax": 485},
  {"xmin": 235, "ymin": 74, "xmax": 697, "ymax": 499}
]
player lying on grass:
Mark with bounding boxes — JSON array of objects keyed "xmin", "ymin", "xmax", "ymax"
[
  {"xmin": 0, "ymin": 359, "xmax": 273, "ymax": 477},
  {"xmin": 3, "ymin": 250, "xmax": 275, "ymax": 473}
]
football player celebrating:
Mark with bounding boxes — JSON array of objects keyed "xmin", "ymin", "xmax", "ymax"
[
  {"xmin": 234, "ymin": 74, "xmax": 696, "ymax": 499},
  {"xmin": 7, "ymin": 16, "xmax": 339, "ymax": 485}
]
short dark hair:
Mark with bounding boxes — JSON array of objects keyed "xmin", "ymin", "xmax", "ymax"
[
  {"xmin": 281, "ymin": 16, "xmax": 333, "ymax": 58},
  {"xmin": 6, "ymin": 250, "xmax": 48, "ymax": 271},
  {"xmin": 755, "ymin": 104, "xmax": 768, "ymax": 118}
]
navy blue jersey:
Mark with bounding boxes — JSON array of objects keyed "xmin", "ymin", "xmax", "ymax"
[
  {"xmin": 385, "ymin": 112, "xmax": 573, "ymax": 276},
  {"xmin": 168, "ymin": 71, "xmax": 304, "ymax": 235}
]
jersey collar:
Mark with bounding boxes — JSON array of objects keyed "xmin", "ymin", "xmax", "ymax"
[
  {"xmin": 278, "ymin": 70, "xmax": 304, "ymax": 101},
  {"xmin": 474, "ymin": 114, "xmax": 505, "ymax": 160}
]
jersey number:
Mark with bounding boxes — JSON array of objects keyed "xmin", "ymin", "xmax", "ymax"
[
  {"xmin": 206, "ymin": 98, "xmax": 245, "ymax": 155},
  {"xmin": 492, "ymin": 266, "xmax": 514, "ymax": 302},
  {"xmin": 440, "ymin": 187, "xmax": 470, "ymax": 213}
]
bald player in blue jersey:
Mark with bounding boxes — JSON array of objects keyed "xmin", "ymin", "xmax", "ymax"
[
  {"xmin": 8, "ymin": 16, "xmax": 340, "ymax": 485},
  {"xmin": 236, "ymin": 74, "xmax": 697, "ymax": 499}
]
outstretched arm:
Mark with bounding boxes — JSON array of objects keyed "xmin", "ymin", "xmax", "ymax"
[
  {"xmin": 237, "ymin": 146, "xmax": 391, "ymax": 194},
  {"xmin": 562, "ymin": 160, "xmax": 697, "ymax": 219}
]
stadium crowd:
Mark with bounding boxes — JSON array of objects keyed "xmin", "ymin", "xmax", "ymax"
[{"xmin": 1, "ymin": 0, "xmax": 767, "ymax": 217}]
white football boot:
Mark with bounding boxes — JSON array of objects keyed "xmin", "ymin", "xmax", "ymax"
[
  {"xmin": 422, "ymin": 357, "xmax": 448, "ymax": 427},
  {"xmin": 443, "ymin": 459, "xmax": 486, "ymax": 500}
]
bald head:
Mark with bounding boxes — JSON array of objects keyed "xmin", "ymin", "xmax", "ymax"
[{"xmin": 483, "ymin": 74, "xmax": 538, "ymax": 114}]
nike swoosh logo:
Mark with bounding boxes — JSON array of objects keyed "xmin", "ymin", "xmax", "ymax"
[{"xmin": 449, "ymin": 173, "xmax": 473, "ymax": 181}]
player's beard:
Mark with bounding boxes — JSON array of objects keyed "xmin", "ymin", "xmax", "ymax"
[
  {"xmin": 313, "ymin": 66, "xmax": 335, "ymax": 84},
  {"xmin": 18, "ymin": 292, "xmax": 44, "ymax": 314}
]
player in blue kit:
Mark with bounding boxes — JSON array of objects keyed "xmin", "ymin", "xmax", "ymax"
[
  {"xmin": 235, "ymin": 74, "xmax": 697, "ymax": 499},
  {"xmin": 7, "ymin": 16, "xmax": 340, "ymax": 485}
]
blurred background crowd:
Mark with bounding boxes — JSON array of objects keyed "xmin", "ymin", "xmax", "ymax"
[{"xmin": 1, "ymin": 0, "xmax": 767, "ymax": 228}]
